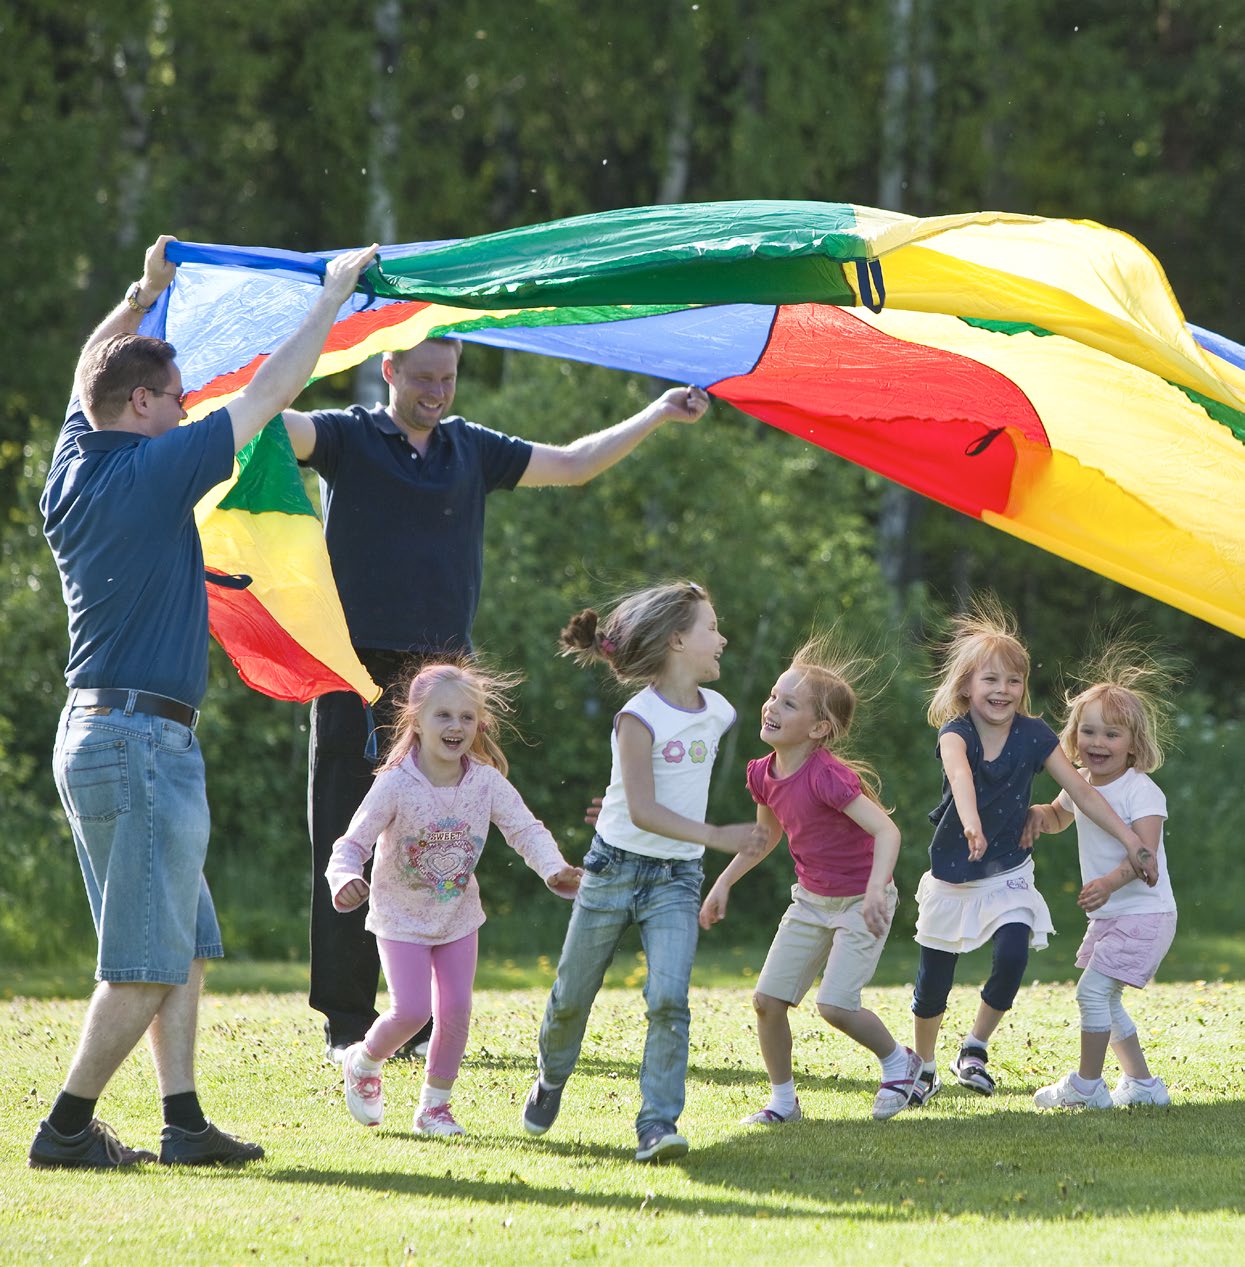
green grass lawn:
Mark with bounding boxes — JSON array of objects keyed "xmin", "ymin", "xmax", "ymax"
[{"xmin": 2, "ymin": 947, "xmax": 1242, "ymax": 1265}]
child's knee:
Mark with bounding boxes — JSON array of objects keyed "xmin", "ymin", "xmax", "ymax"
[
  {"xmin": 817, "ymin": 1001, "xmax": 857, "ymax": 1029},
  {"xmin": 752, "ymin": 991, "xmax": 789, "ymax": 1022}
]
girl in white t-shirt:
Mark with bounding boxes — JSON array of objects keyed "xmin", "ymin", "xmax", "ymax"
[
  {"xmin": 521, "ymin": 581, "xmax": 764, "ymax": 1163},
  {"xmin": 1027, "ymin": 654, "xmax": 1176, "ymax": 1109}
]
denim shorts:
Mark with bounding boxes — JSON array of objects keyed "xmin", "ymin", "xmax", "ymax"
[{"xmin": 53, "ymin": 704, "xmax": 223, "ymax": 984}]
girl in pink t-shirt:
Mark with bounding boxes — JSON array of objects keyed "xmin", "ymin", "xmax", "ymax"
[
  {"xmin": 700, "ymin": 635, "xmax": 921, "ymax": 1123},
  {"xmin": 328, "ymin": 662, "xmax": 581, "ymax": 1137}
]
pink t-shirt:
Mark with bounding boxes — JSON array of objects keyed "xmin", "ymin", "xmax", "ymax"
[{"xmin": 746, "ymin": 748, "xmax": 878, "ymax": 897}]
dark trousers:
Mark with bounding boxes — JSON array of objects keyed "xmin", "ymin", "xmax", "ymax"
[
  {"xmin": 911, "ymin": 921, "xmax": 1031, "ymax": 1019},
  {"xmin": 308, "ymin": 648, "xmax": 423, "ymax": 1045}
]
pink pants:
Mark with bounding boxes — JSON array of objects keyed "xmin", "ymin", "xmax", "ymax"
[{"xmin": 365, "ymin": 931, "xmax": 477, "ymax": 1082}]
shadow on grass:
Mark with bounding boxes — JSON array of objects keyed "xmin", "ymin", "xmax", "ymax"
[{"xmin": 259, "ymin": 1099, "xmax": 1245, "ymax": 1221}]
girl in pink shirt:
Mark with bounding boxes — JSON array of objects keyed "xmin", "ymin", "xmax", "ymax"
[
  {"xmin": 700, "ymin": 634, "xmax": 921, "ymax": 1123},
  {"xmin": 328, "ymin": 662, "xmax": 581, "ymax": 1136}
]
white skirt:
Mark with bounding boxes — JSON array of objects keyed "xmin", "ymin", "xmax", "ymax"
[{"xmin": 914, "ymin": 857, "xmax": 1054, "ymax": 955}]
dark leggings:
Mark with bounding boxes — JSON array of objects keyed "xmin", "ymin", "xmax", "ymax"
[{"xmin": 911, "ymin": 922, "xmax": 1031, "ymax": 1018}]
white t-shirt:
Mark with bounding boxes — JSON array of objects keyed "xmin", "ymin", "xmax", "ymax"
[
  {"xmin": 1056, "ymin": 768, "xmax": 1176, "ymax": 919},
  {"xmin": 593, "ymin": 685, "xmax": 736, "ymax": 860}
]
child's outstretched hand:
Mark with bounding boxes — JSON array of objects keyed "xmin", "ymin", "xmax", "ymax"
[
  {"xmin": 965, "ymin": 823, "xmax": 988, "ymax": 861},
  {"xmin": 699, "ymin": 881, "xmax": 730, "ymax": 929},
  {"xmin": 545, "ymin": 866, "xmax": 584, "ymax": 900},
  {"xmin": 333, "ymin": 877, "xmax": 370, "ymax": 912}
]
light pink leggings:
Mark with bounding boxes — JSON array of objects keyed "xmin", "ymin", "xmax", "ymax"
[{"xmin": 364, "ymin": 931, "xmax": 478, "ymax": 1082}]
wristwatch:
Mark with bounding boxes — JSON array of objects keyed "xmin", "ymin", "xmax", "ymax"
[{"xmin": 125, "ymin": 281, "xmax": 154, "ymax": 313}]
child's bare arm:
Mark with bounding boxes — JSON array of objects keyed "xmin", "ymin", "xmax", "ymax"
[
  {"xmin": 842, "ymin": 794, "xmax": 901, "ymax": 937},
  {"xmin": 939, "ymin": 731, "xmax": 986, "ymax": 860},
  {"xmin": 1045, "ymin": 747, "xmax": 1158, "ymax": 884},
  {"xmin": 1078, "ymin": 815, "xmax": 1164, "ymax": 911},
  {"xmin": 618, "ymin": 715, "xmax": 765, "ymax": 856},
  {"xmin": 699, "ymin": 806, "xmax": 782, "ymax": 929}
]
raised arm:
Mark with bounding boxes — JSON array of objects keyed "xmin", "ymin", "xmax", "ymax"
[
  {"xmin": 617, "ymin": 714, "xmax": 764, "ymax": 856},
  {"xmin": 228, "ymin": 244, "xmax": 378, "ymax": 453},
  {"xmin": 73, "ymin": 235, "xmax": 178, "ymax": 395},
  {"xmin": 699, "ymin": 804, "xmax": 784, "ymax": 929},
  {"xmin": 518, "ymin": 386, "xmax": 709, "ymax": 488},
  {"xmin": 1043, "ymin": 746, "xmax": 1158, "ymax": 884},
  {"xmin": 938, "ymin": 730, "xmax": 987, "ymax": 860}
]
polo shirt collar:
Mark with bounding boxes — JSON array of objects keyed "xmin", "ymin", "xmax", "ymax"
[
  {"xmin": 77, "ymin": 428, "xmax": 145, "ymax": 454},
  {"xmin": 374, "ymin": 408, "xmax": 455, "ymax": 454}
]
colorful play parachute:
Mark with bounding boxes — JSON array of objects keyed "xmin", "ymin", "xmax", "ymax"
[{"xmin": 152, "ymin": 201, "xmax": 1245, "ymax": 700}]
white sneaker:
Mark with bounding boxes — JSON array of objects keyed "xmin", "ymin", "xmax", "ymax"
[
  {"xmin": 1112, "ymin": 1075, "xmax": 1170, "ymax": 1107},
  {"xmin": 740, "ymin": 1099, "xmax": 802, "ymax": 1126},
  {"xmin": 873, "ymin": 1046, "xmax": 923, "ymax": 1121},
  {"xmin": 1033, "ymin": 1072, "xmax": 1112, "ymax": 1110},
  {"xmin": 413, "ymin": 1103, "xmax": 464, "ymax": 1136},
  {"xmin": 342, "ymin": 1043, "xmax": 384, "ymax": 1127}
]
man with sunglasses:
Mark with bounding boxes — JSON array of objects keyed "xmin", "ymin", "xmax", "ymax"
[{"xmin": 32, "ymin": 234, "xmax": 377, "ymax": 1170}]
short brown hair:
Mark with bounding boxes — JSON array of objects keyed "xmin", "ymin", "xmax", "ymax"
[{"xmin": 78, "ymin": 334, "xmax": 178, "ymax": 425}]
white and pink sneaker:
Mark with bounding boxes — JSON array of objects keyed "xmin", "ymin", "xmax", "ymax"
[
  {"xmin": 342, "ymin": 1043, "xmax": 384, "ymax": 1127},
  {"xmin": 413, "ymin": 1103, "xmax": 464, "ymax": 1136}
]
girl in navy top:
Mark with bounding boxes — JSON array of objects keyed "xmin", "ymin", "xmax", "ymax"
[{"xmin": 909, "ymin": 598, "xmax": 1157, "ymax": 1105}]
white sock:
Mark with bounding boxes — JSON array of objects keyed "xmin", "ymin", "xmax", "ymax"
[
  {"xmin": 921, "ymin": 1059, "xmax": 936, "ymax": 1076},
  {"xmin": 768, "ymin": 1079, "xmax": 797, "ymax": 1116},
  {"xmin": 356, "ymin": 1046, "xmax": 385, "ymax": 1072},
  {"xmin": 539, "ymin": 1076, "xmax": 563, "ymax": 1092},
  {"xmin": 880, "ymin": 1044, "xmax": 910, "ymax": 1080},
  {"xmin": 1070, "ymin": 1071, "xmax": 1103, "ymax": 1094},
  {"xmin": 965, "ymin": 1033, "xmax": 989, "ymax": 1052},
  {"xmin": 420, "ymin": 1083, "xmax": 451, "ymax": 1110}
]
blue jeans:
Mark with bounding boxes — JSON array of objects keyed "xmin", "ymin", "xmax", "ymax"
[
  {"xmin": 53, "ymin": 703, "xmax": 222, "ymax": 984},
  {"xmin": 538, "ymin": 837, "xmax": 703, "ymax": 1137}
]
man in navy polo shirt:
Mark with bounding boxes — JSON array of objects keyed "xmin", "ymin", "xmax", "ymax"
[
  {"xmin": 282, "ymin": 341, "xmax": 709, "ymax": 1060},
  {"xmin": 31, "ymin": 235, "xmax": 377, "ymax": 1170}
]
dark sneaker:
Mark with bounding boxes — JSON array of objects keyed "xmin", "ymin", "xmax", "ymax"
[
  {"xmin": 635, "ymin": 1125, "xmax": 688, "ymax": 1163},
  {"xmin": 522, "ymin": 1077, "xmax": 564, "ymax": 1136},
  {"xmin": 950, "ymin": 1044, "xmax": 996, "ymax": 1096},
  {"xmin": 29, "ymin": 1118, "xmax": 156, "ymax": 1170},
  {"xmin": 909, "ymin": 1068, "xmax": 942, "ymax": 1107},
  {"xmin": 159, "ymin": 1122, "xmax": 264, "ymax": 1166}
]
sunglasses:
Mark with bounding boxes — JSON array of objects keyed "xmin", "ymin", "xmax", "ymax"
[{"xmin": 136, "ymin": 386, "xmax": 189, "ymax": 408}]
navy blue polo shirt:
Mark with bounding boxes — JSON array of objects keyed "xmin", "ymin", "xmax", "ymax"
[
  {"xmin": 41, "ymin": 401, "xmax": 235, "ymax": 707},
  {"xmin": 303, "ymin": 406, "xmax": 532, "ymax": 653},
  {"xmin": 927, "ymin": 713, "xmax": 1059, "ymax": 882}
]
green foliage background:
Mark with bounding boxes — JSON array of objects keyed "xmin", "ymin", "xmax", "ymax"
[{"xmin": 1, "ymin": 0, "xmax": 1242, "ymax": 967}]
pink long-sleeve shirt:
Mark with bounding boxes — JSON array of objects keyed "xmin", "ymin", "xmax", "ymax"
[{"xmin": 326, "ymin": 753, "xmax": 568, "ymax": 945}]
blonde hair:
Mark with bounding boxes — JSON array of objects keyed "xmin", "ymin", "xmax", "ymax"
[
  {"xmin": 1060, "ymin": 643, "xmax": 1173, "ymax": 774},
  {"xmin": 559, "ymin": 580, "xmax": 711, "ymax": 688},
  {"xmin": 927, "ymin": 594, "xmax": 1031, "ymax": 727},
  {"xmin": 381, "ymin": 660, "xmax": 520, "ymax": 776},
  {"xmin": 787, "ymin": 633, "xmax": 887, "ymax": 806}
]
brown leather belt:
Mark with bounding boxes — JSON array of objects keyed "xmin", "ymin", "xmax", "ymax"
[{"xmin": 67, "ymin": 688, "xmax": 198, "ymax": 729}]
